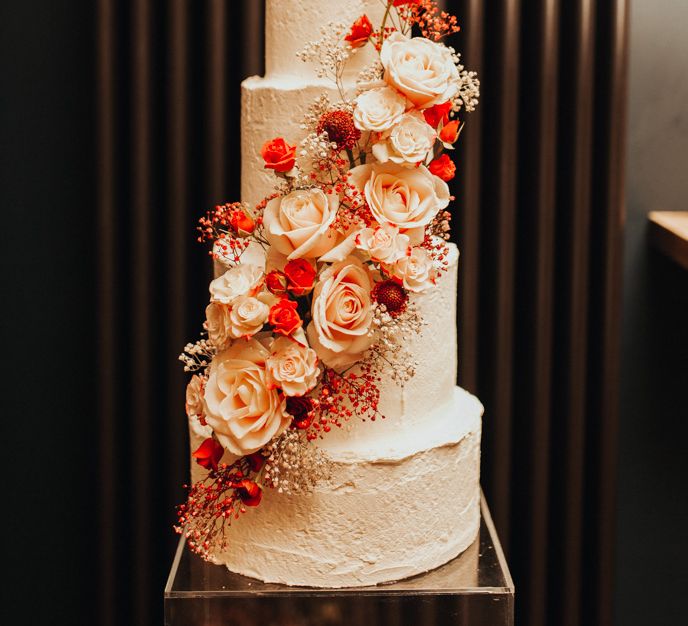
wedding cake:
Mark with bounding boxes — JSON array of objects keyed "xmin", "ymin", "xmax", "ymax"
[{"xmin": 178, "ymin": 0, "xmax": 483, "ymax": 588}]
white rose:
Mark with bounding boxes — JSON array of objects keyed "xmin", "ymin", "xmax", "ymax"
[
  {"xmin": 372, "ymin": 112, "xmax": 436, "ymax": 165},
  {"xmin": 381, "ymin": 33, "xmax": 459, "ymax": 109},
  {"xmin": 348, "ymin": 162, "xmax": 450, "ymax": 244},
  {"xmin": 226, "ymin": 295, "xmax": 270, "ymax": 338},
  {"xmin": 307, "ymin": 255, "xmax": 375, "ymax": 369},
  {"xmin": 266, "ymin": 336, "xmax": 320, "ymax": 397},
  {"xmin": 264, "ymin": 188, "xmax": 340, "ymax": 260},
  {"xmin": 353, "ymin": 86, "xmax": 407, "ymax": 132},
  {"xmin": 356, "ymin": 223, "xmax": 410, "ymax": 264},
  {"xmin": 392, "ymin": 246, "xmax": 438, "ymax": 292},
  {"xmin": 209, "ymin": 263, "xmax": 263, "ymax": 304},
  {"xmin": 203, "ymin": 339, "xmax": 290, "ymax": 458}
]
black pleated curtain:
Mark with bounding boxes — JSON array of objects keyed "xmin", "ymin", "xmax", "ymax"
[{"xmin": 96, "ymin": 1, "xmax": 628, "ymax": 625}]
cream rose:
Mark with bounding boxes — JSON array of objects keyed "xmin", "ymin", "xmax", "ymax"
[
  {"xmin": 226, "ymin": 295, "xmax": 270, "ymax": 338},
  {"xmin": 185, "ymin": 374, "xmax": 205, "ymax": 418},
  {"xmin": 392, "ymin": 246, "xmax": 438, "ymax": 292},
  {"xmin": 205, "ymin": 302, "xmax": 233, "ymax": 349},
  {"xmin": 381, "ymin": 33, "xmax": 459, "ymax": 109},
  {"xmin": 266, "ymin": 336, "xmax": 320, "ymax": 397},
  {"xmin": 203, "ymin": 339, "xmax": 290, "ymax": 458},
  {"xmin": 307, "ymin": 255, "xmax": 375, "ymax": 369},
  {"xmin": 209, "ymin": 263, "xmax": 263, "ymax": 304},
  {"xmin": 372, "ymin": 112, "xmax": 436, "ymax": 165},
  {"xmin": 264, "ymin": 188, "xmax": 340, "ymax": 260},
  {"xmin": 353, "ymin": 86, "xmax": 407, "ymax": 132},
  {"xmin": 356, "ymin": 223, "xmax": 410, "ymax": 264},
  {"xmin": 348, "ymin": 162, "xmax": 450, "ymax": 244}
]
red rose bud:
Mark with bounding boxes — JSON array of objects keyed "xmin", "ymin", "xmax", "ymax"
[
  {"xmin": 261, "ymin": 137, "xmax": 297, "ymax": 173},
  {"xmin": 246, "ymin": 452, "xmax": 265, "ymax": 473},
  {"xmin": 428, "ymin": 154, "xmax": 457, "ymax": 182},
  {"xmin": 234, "ymin": 479, "xmax": 262, "ymax": 507},
  {"xmin": 269, "ymin": 299, "xmax": 303, "ymax": 336},
  {"xmin": 284, "ymin": 258, "xmax": 316, "ymax": 296},
  {"xmin": 192, "ymin": 438, "xmax": 224, "ymax": 472},
  {"xmin": 440, "ymin": 120, "xmax": 461, "ymax": 144},
  {"xmin": 423, "ymin": 102, "xmax": 452, "ymax": 128},
  {"xmin": 266, "ymin": 270, "xmax": 289, "ymax": 295},
  {"xmin": 394, "ymin": 0, "xmax": 421, "ymax": 6},
  {"xmin": 286, "ymin": 396, "xmax": 315, "ymax": 430},
  {"xmin": 345, "ymin": 14, "xmax": 373, "ymax": 48},
  {"xmin": 228, "ymin": 208, "xmax": 255, "ymax": 235}
]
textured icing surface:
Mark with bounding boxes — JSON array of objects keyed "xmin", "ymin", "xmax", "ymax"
[
  {"xmin": 190, "ymin": 387, "xmax": 483, "ymax": 587},
  {"xmin": 265, "ymin": 0, "xmax": 385, "ymax": 80}
]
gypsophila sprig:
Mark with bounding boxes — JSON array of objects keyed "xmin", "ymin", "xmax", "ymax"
[{"xmin": 179, "ymin": 338, "xmax": 215, "ymax": 373}]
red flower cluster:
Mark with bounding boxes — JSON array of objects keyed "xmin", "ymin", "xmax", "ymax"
[
  {"xmin": 317, "ymin": 110, "xmax": 361, "ymax": 151},
  {"xmin": 345, "ymin": 14, "xmax": 372, "ymax": 48},
  {"xmin": 424, "ymin": 102, "xmax": 452, "ymax": 128},
  {"xmin": 286, "ymin": 396, "xmax": 315, "ymax": 430},
  {"xmin": 269, "ymin": 299, "xmax": 302, "ymax": 336},
  {"xmin": 372, "ymin": 279, "xmax": 409, "ymax": 317},
  {"xmin": 261, "ymin": 137, "xmax": 296, "ymax": 172},
  {"xmin": 429, "ymin": 154, "xmax": 456, "ymax": 181},
  {"xmin": 192, "ymin": 438, "xmax": 224, "ymax": 472},
  {"xmin": 440, "ymin": 120, "xmax": 461, "ymax": 144}
]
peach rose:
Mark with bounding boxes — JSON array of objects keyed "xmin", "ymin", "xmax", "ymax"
[
  {"xmin": 263, "ymin": 188, "xmax": 340, "ymax": 260},
  {"xmin": 348, "ymin": 162, "xmax": 450, "ymax": 244},
  {"xmin": 356, "ymin": 223, "xmax": 410, "ymax": 264},
  {"xmin": 266, "ymin": 336, "xmax": 320, "ymax": 397},
  {"xmin": 381, "ymin": 33, "xmax": 459, "ymax": 109},
  {"xmin": 203, "ymin": 339, "xmax": 290, "ymax": 458},
  {"xmin": 209, "ymin": 264, "xmax": 263, "ymax": 304},
  {"xmin": 372, "ymin": 112, "xmax": 436, "ymax": 165},
  {"xmin": 307, "ymin": 256, "xmax": 375, "ymax": 369},
  {"xmin": 353, "ymin": 86, "xmax": 407, "ymax": 132},
  {"xmin": 391, "ymin": 246, "xmax": 438, "ymax": 292}
]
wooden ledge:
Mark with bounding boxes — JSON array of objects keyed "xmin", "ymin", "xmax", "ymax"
[{"xmin": 648, "ymin": 211, "xmax": 688, "ymax": 271}]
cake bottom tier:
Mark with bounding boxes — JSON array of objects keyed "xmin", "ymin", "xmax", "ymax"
[{"xmin": 192, "ymin": 387, "xmax": 483, "ymax": 588}]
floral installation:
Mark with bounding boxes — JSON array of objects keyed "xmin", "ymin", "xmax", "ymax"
[{"xmin": 176, "ymin": 0, "xmax": 479, "ymax": 560}]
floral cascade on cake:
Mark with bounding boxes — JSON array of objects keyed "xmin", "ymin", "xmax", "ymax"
[{"xmin": 176, "ymin": 0, "xmax": 479, "ymax": 565}]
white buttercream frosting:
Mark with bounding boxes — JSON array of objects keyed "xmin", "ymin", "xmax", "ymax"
[{"xmin": 187, "ymin": 0, "xmax": 484, "ymax": 587}]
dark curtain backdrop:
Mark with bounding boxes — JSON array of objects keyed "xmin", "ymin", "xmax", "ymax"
[{"xmin": 93, "ymin": 1, "xmax": 629, "ymax": 625}]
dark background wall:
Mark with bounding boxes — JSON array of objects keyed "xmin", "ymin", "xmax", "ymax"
[
  {"xmin": 615, "ymin": 1, "xmax": 688, "ymax": 625},
  {"xmin": 1, "ymin": 0, "xmax": 97, "ymax": 624},
  {"xmin": 1, "ymin": 1, "xmax": 685, "ymax": 626}
]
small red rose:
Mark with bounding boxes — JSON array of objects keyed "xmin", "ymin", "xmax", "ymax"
[
  {"xmin": 284, "ymin": 258, "xmax": 316, "ymax": 296},
  {"xmin": 429, "ymin": 154, "xmax": 456, "ymax": 182},
  {"xmin": 393, "ymin": 0, "xmax": 421, "ymax": 7},
  {"xmin": 234, "ymin": 479, "xmax": 262, "ymax": 507},
  {"xmin": 266, "ymin": 270, "xmax": 288, "ymax": 296},
  {"xmin": 192, "ymin": 438, "xmax": 224, "ymax": 472},
  {"xmin": 269, "ymin": 299, "xmax": 303, "ymax": 336},
  {"xmin": 261, "ymin": 137, "xmax": 296, "ymax": 173},
  {"xmin": 229, "ymin": 208, "xmax": 255, "ymax": 235},
  {"xmin": 345, "ymin": 14, "xmax": 373, "ymax": 48},
  {"xmin": 423, "ymin": 102, "xmax": 452, "ymax": 128},
  {"xmin": 286, "ymin": 396, "xmax": 315, "ymax": 430},
  {"xmin": 245, "ymin": 451, "xmax": 265, "ymax": 473},
  {"xmin": 440, "ymin": 120, "xmax": 461, "ymax": 144}
]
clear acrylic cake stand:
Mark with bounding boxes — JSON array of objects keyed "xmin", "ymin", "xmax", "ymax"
[{"xmin": 164, "ymin": 490, "xmax": 514, "ymax": 625}]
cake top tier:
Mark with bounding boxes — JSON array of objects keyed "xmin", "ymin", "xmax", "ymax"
[{"xmin": 265, "ymin": 0, "xmax": 386, "ymax": 80}]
